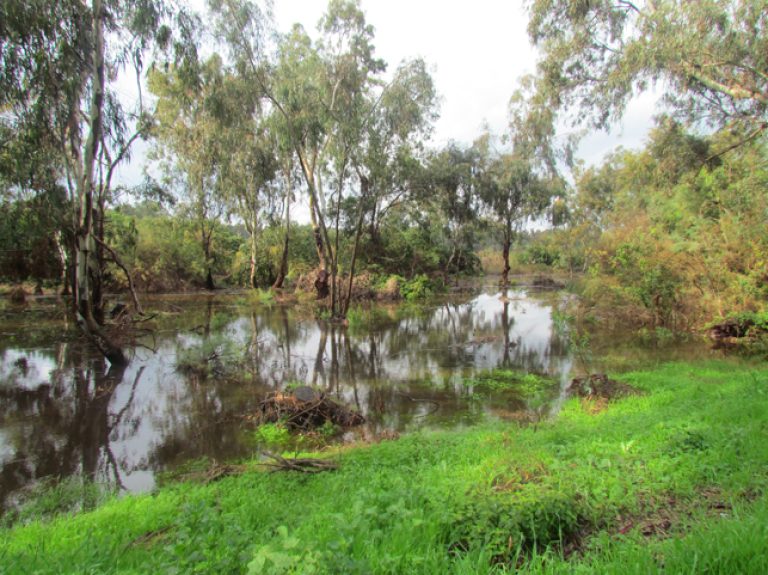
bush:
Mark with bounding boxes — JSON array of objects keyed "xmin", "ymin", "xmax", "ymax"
[
  {"xmin": 400, "ymin": 274, "xmax": 435, "ymax": 301},
  {"xmin": 520, "ymin": 241, "xmax": 561, "ymax": 267}
]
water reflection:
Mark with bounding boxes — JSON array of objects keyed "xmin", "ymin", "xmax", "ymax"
[{"xmin": 0, "ymin": 285, "xmax": 707, "ymax": 513}]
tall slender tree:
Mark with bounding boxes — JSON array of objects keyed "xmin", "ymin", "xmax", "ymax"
[{"xmin": 0, "ymin": 0, "xmax": 198, "ymax": 363}]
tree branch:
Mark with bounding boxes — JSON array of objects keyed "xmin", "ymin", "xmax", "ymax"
[{"xmin": 93, "ymin": 236, "xmax": 144, "ymax": 315}]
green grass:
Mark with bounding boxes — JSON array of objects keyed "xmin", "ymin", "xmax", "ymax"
[
  {"xmin": 2, "ymin": 360, "xmax": 768, "ymax": 574},
  {"xmin": 463, "ymin": 369, "xmax": 556, "ymax": 394}
]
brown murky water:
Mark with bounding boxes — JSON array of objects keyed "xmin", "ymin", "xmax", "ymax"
[{"xmin": 0, "ymin": 280, "xmax": 716, "ymax": 513}]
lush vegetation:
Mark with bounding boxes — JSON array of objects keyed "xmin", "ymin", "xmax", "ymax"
[
  {"xmin": 518, "ymin": 122, "xmax": 768, "ymax": 332},
  {"xmin": 1, "ymin": 0, "xmax": 767, "ymax": 571},
  {"xmin": 2, "ymin": 360, "xmax": 767, "ymax": 573},
  {"xmin": 2, "ymin": 0, "xmax": 765, "ymax": 338}
]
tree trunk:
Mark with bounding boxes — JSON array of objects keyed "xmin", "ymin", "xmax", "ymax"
[
  {"xmin": 501, "ymin": 239, "xmax": 511, "ymax": 286},
  {"xmin": 330, "ymin": 160, "xmax": 349, "ymax": 319},
  {"xmin": 297, "ymin": 157, "xmax": 331, "ymax": 300},
  {"xmin": 74, "ymin": 0, "xmax": 126, "ymax": 366},
  {"xmin": 343, "ymin": 174, "xmax": 369, "ymax": 317},
  {"xmin": 272, "ymin": 180, "xmax": 291, "ymax": 289},
  {"xmin": 249, "ymin": 213, "xmax": 258, "ymax": 289},
  {"xmin": 203, "ymin": 224, "xmax": 215, "ymax": 291},
  {"xmin": 92, "ymin": 200, "xmax": 105, "ymax": 325},
  {"xmin": 55, "ymin": 232, "xmax": 70, "ymax": 296},
  {"xmin": 501, "ymin": 219, "xmax": 512, "ymax": 286}
]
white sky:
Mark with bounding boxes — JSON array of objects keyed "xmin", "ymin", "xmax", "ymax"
[{"xmin": 115, "ymin": 0, "xmax": 657, "ymax": 189}]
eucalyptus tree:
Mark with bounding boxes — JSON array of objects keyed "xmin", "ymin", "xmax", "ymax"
[
  {"xmin": 211, "ymin": 0, "xmax": 389, "ymax": 317},
  {"xmin": 477, "ymin": 143, "xmax": 553, "ymax": 285},
  {"xmin": 0, "ymin": 0, "xmax": 197, "ymax": 364},
  {"xmin": 315, "ymin": 0, "xmax": 388, "ymax": 316},
  {"xmin": 270, "ymin": 130, "xmax": 300, "ymax": 290},
  {"xmin": 207, "ymin": 0, "xmax": 330, "ymax": 273},
  {"xmin": 213, "ymin": 73, "xmax": 278, "ymax": 289},
  {"xmin": 149, "ymin": 55, "xmax": 233, "ymax": 290},
  {"xmin": 353, "ymin": 58, "xmax": 438, "ymax": 263},
  {"xmin": 426, "ymin": 144, "xmax": 483, "ymax": 274},
  {"xmin": 526, "ymin": 0, "xmax": 768, "ymax": 152}
]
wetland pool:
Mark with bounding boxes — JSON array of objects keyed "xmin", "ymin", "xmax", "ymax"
[{"xmin": 0, "ymin": 279, "xmax": 717, "ymax": 513}]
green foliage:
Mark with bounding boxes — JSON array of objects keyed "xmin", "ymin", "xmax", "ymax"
[
  {"xmin": 400, "ymin": 274, "xmax": 437, "ymax": 302},
  {"xmin": 543, "ymin": 120, "xmax": 768, "ymax": 329},
  {"xmin": 450, "ymin": 488, "xmax": 585, "ymax": 560},
  {"xmin": 175, "ymin": 335, "xmax": 237, "ymax": 377},
  {"xmin": 253, "ymin": 423, "xmax": 291, "ymax": 452},
  {"xmin": 249, "ymin": 288, "xmax": 275, "ymax": 306},
  {"xmin": 248, "ymin": 526, "xmax": 323, "ymax": 575},
  {"xmin": 520, "ymin": 240, "xmax": 561, "ymax": 267},
  {"xmin": 464, "ymin": 370, "xmax": 554, "ymax": 395},
  {"xmin": 1, "ymin": 477, "xmax": 112, "ymax": 529},
  {"xmin": 527, "ymin": 0, "xmax": 768, "ymax": 138},
  {"xmin": 0, "ymin": 188, "xmax": 68, "ymax": 283}
]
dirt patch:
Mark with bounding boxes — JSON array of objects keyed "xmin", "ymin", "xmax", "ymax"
[
  {"xmin": 567, "ymin": 373, "xmax": 641, "ymax": 401},
  {"xmin": 616, "ymin": 494, "xmax": 681, "ymax": 538},
  {"xmin": 256, "ymin": 388, "xmax": 365, "ymax": 430}
]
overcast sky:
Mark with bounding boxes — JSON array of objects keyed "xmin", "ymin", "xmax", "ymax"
[{"xmin": 115, "ymin": 0, "xmax": 657, "ymax": 187}]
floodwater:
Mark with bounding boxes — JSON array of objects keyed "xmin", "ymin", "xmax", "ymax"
[{"xmin": 0, "ymin": 280, "xmax": 717, "ymax": 514}]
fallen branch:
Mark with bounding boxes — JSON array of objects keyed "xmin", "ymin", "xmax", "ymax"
[
  {"xmin": 260, "ymin": 451, "xmax": 339, "ymax": 473},
  {"xmin": 94, "ymin": 236, "xmax": 144, "ymax": 315},
  {"xmin": 256, "ymin": 389, "xmax": 365, "ymax": 430}
]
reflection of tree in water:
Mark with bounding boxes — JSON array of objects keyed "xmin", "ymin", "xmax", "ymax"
[
  {"xmin": 204, "ymin": 291, "xmax": 571, "ymax": 431},
  {"xmin": 151, "ymin": 301, "xmax": 262, "ymax": 469},
  {"xmin": 0, "ymin": 290, "xmax": 575, "ymax": 511},
  {"xmin": 0, "ymin": 344, "xmax": 143, "ymax": 514},
  {"xmin": 127, "ymin": 291, "xmax": 570, "ymax": 471}
]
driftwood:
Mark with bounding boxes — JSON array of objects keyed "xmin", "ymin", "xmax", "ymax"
[
  {"xmin": 256, "ymin": 388, "xmax": 365, "ymax": 430},
  {"xmin": 261, "ymin": 451, "xmax": 338, "ymax": 474}
]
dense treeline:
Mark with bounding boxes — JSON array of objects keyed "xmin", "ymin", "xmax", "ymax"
[
  {"xmin": 0, "ymin": 0, "xmax": 554, "ymax": 322},
  {"xmin": 1, "ymin": 0, "xmax": 767, "ymax": 353}
]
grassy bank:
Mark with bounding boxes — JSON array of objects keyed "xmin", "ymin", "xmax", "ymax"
[{"xmin": 2, "ymin": 360, "xmax": 767, "ymax": 574}]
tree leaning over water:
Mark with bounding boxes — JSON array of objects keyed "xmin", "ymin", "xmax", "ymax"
[{"xmin": 0, "ymin": 0, "xmax": 198, "ymax": 364}]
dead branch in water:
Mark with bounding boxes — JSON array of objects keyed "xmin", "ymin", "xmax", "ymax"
[{"xmin": 256, "ymin": 389, "xmax": 365, "ymax": 430}]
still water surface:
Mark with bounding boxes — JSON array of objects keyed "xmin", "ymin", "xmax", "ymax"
[{"xmin": 0, "ymin": 281, "xmax": 714, "ymax": 513}]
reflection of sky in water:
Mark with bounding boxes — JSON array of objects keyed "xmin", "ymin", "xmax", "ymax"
[
  {"xmin": 0, "ymin": 289, "xmax": 577, "ymax": 506},
  {"xmin": 0, "ymin": 349, "xmax": 56, "ymax": 389}
]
